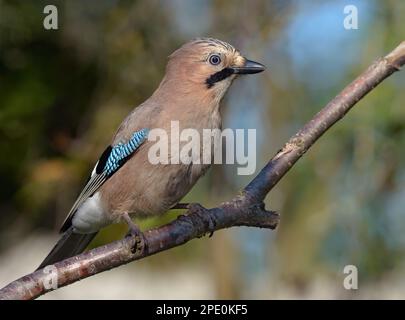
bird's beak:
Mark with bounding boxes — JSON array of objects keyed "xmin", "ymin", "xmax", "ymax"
[{"xmin": 230, "ymin": 59, "xmax": 265, "ymax": 74}]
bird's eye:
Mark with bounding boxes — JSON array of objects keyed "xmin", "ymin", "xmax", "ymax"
[{"xmin": 209, "ymin": 54, "xmax": 221, "ymax": 65}]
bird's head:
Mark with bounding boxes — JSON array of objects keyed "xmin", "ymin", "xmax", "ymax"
[{"xmin": 164, "ymin": 38, "xmax": 265, "ymax": 102}]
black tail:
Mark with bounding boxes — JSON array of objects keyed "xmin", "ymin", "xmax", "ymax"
[{"xmin": 36, "ymin": 227, "xmax": 97, "ymax": 271}]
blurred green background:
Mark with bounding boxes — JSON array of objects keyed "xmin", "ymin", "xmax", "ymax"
[{"xmin": 0, "ymin": 0, "xmax": 404, "ymax": 299}]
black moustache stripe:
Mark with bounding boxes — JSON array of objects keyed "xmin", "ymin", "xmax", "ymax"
[{"xmin": 205, "ymin": 68, "xmax": 234, "ymax": 88}]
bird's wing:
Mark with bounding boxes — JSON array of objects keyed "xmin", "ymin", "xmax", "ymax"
[{"xmin": 60, "ymin": 128, "xmax": 149, "ymax": 232}]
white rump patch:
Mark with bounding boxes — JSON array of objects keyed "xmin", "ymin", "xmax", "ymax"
[{"xmin": 72, "ymin": 192, "xmax": 109, "ymax": 233}]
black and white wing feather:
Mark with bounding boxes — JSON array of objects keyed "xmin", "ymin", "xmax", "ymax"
[{"xmin": 60, "ymin": 129, "xmax": 149, "ymax": 232}]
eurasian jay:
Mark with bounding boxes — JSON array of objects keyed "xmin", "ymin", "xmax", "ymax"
[{"xmin": 38, "ymin": 38, "xmax": 265, "ymax": 269}]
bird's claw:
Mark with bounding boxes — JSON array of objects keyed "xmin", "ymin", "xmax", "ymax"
[
  {"xmin": 126, "ymin": 227, "xmax": 146, "ymax": 254},
  {"xmin": 188, "ymin": 203, "xmax": 216, "ymax": 237},
  {"xmin": 122, "ymin": 212, "xmax": 146, "ymax": 254}
]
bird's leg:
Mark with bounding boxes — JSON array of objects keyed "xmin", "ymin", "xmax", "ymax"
[
  {"xmin": 122, "ymin": 212, "xmax": 142, "ymax": 235},
  {"xmin": 171, "ymin": 203, "xmax": 190, "ymax": 210},
  {"xmin": 122, "ymin": 212, "xmax": 145, "ymax": 253}
]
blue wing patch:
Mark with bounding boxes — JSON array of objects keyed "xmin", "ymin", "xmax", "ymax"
[
  {"xmin": 104, "ymin": 128, "xmax": 149, "ymax": 176},
  {"xmin": 60, "ymin": 128, "xmax": 149, "ymax": 232}
]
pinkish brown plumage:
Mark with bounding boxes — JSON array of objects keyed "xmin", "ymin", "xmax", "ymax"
[{"xmin": 37, "ymin": 38, "xmax": 265, "ymax": 270}]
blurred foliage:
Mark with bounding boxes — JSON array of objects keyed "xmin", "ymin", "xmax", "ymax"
[{"xmin": 0, "ymin": 0, "xmax": 404, "ymax": 298}]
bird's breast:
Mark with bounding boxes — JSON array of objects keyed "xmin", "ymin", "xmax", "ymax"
[{"xmin": 100, "ymin": 107, "xmax": 222, "ymax": 219}]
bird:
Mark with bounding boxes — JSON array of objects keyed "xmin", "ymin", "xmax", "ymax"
[{"xmin": 37, "ymin": 38, "xmax": 265, "ymax": 270}]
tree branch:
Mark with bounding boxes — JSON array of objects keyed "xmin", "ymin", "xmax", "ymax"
[{"xmin": 1, "ymin": 41, "xmax": 404, "ymax": 300}]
